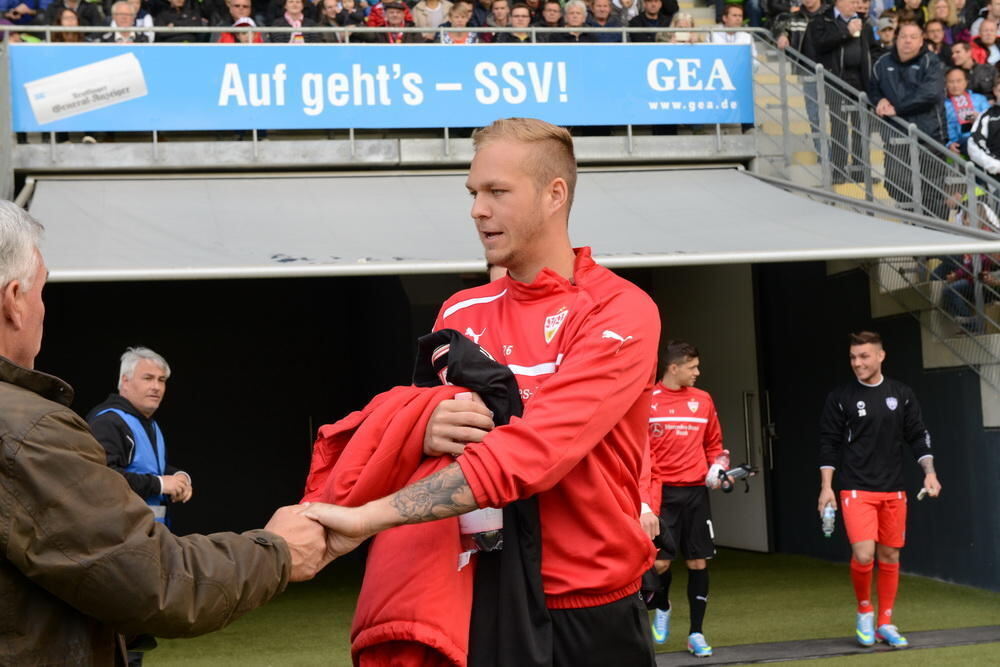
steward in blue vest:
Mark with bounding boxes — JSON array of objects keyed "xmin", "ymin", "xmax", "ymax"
[{"xmin": 87, "ymin": 393, "xmax": 186, "ymax": 523}]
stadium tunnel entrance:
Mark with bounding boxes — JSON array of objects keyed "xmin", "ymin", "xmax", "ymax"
[{"xmin": 26, "ymin": 168, "xmax": 1000, "ymax": 589}]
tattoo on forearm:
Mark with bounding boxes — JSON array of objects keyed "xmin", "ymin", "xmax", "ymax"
[
  {"xmin": 390, "ymin": 463, "xmax": 478, "ymax": 524},
  {"xmin": 920, "ymin": 457, "xmax": 936, "ymax": 475}
]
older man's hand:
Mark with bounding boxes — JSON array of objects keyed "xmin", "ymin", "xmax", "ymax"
[{"xmin": 264, "ymin": 505, "xmax": 332, "ymax": 582}]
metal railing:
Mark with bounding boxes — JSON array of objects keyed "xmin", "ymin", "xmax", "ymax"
[
  {"xmin": 752, "ymin": 38, "xmax": 1000, "ymax": 233},
  {"xmin": 864, "ymin": 254, "xmax": 1000, "ymax": 396}
]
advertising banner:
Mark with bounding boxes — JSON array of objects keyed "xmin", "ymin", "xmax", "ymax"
[{"xmin": 9, "ymin": 43, "xmax": 754, "ymax": 131}]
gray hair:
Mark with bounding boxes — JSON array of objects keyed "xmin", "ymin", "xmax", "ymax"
[
  {"xmin": 0, "ymin": 201, "xmax": 43, "ymax": 290},
  {"xmin": 564, "ymin": 0, "xmax": 587, "ymax": 12},
  {"xmin": 118, "ymin": 346, "xmax": 171, "ymax": 389}
]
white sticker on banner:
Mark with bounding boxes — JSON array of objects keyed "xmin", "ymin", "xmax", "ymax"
[{"xmin": 24, "ymin": 53, "xmax": 148, "ymax": 125}]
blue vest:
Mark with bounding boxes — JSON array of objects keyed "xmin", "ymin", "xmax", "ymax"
[{"xmin": 97, "ymin": 408, "xmax": 168, "ymax": 521}]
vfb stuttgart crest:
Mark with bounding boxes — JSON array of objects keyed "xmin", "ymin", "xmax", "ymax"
[
  {"xmin": 688, "ymin": 400, "xmax": 700, "ymax": 413},
  {"xmin": 885, "ymin": 397, "xmax": 898, "ymax": 411},
  {"xmin": 544, "ymin": 307, "xmax": 568, "ymax": 344}
]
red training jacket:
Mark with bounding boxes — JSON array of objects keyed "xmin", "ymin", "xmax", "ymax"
[
  {"xmin": 439, "ymin": 247, "xmax": 660, "ymax": 610},
  {"xmin": 647, "ymin": 383, "xmax": 724, "ymax": 508}
]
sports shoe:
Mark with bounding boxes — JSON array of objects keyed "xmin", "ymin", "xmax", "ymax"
[
  {"xmin": 876, "ymin": 624, "xmax": 909, "ymax": 648},
  {"xmin": 651, "ymin": 607, "xmax": 670, "ymax": 644},
  {"xmin": 687, "ymin": 632, "xmax": 712, "ymax": 657},
  {"xmin": 855, "ymin": 611, "xmax": 875, "ymax": 647}
]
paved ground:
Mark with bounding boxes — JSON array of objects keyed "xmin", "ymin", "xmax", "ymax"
[{"xmin": 655, "ymin": 625, "xmax": 1000, "ymax": 665}]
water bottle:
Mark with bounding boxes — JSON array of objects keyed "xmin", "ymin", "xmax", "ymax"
[{"xmin": 822, "ymin": 503, "xmax": 836, "ymax": 538}]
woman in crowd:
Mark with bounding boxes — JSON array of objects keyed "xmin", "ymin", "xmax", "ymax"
[
  {"xmin": 925, "ymin": 19, "xmax": 953, "ymax": 64},
  {"xmin": 945, "ymin": 66, "xmax": 990, "ymax": 155},
  {"xmin": 661, "ymin": 11, "xmax": 701, "ymax": 43},
  {"xmin": 268, "ymin": 0, "xmax": 320, "ymax": 42},
  {"xmin": 928, "ymin": 0, "xmax": 962, "ymax": 43},
  {"xmin": 50, "ymin": 7, "xmax": 83, "ymax": 41}
]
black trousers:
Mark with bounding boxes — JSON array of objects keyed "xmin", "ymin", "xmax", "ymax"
[{"xmin": 550, "ymin": 593, "xmax": 656, "ymax": 667}]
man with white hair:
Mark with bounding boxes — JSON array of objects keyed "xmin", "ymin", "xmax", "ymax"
[
  {"xmin": 0, "ymin": 200, "xmax": 346, "ymax": 664},
  {"xmin": 87, "ymin": 347, "xmax": 192, "ymax": 525}
]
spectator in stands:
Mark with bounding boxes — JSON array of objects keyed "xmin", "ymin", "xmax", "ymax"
[
  {"xmin": 156, "ymin": 0, "xmax": 206, "ymax": 42},
  {"xmin": 370, "ymin": 0, "xmax": 424, "ymax": 41},
  {"xmin": 711, "ymin": 4, "xmax": 758, "ymax": 64},
  {"xmin": 213, "ymin": 0, "xmax": 252, "ymax": 40},
  {"xmin": 125, "ymin": 0, "xmax": 156, "ymax": 41},
  {"xmin": 317, "ymin": 0, "xmax": 363, "ymax": 40},
  {"xmin": 897, "ymin": 0, "xmax": 926, "ymax": 27},
  {"xmin": 612, "ymin": 0, "xmax": 638, "ymax": 24},
  {"xmin": 550, "ymin": 0, "xmax": 596, "ymax": 40},
  {"xmin": 969, "ymin": 78, "xmax": 1000, "ymax": 171},
  {"xmin": 938, "ymin": 253, "xmax": 999, "ymax": 331},
  {"xmin": 438, "ymin": 0, "xmax": 477, "ymax": 42},
  {"xmin": 745, "ymin": 0, "xmax": 763, "ymax": 28},
  {"xmin": 772, "ymin": 0, "xmax": 825, "ymax": 52},
  {"xmin": 469, "ymin": 0, "xmax": 490, "ymax": 26},
  {"xmin": 50, "ymin": 7, "xmax": 85, "ymax": 41},
  {"xmin": 872, "ymin": 16, "xmax": 896, "ymax": 60},
  {"xmin": 952, "ymin": 0, "xmax": 976, "ymax": 36},
  {"xmin": 627, "ymin": 0, "xmax": 669, "ymax": 42},
  {"xmin": 1, "ymin": 0, "xmax": 40, "ymax": 25},
  {"xmin": 972, "ymin": 18, "xmax": 1000, "ymax": 65},
  {"xmin": 534, "ymin": 0, "xmax": 563, "ymax": 40},
  {"xmin": 945, "ymin": 66, "xmax": 990, "ymax": 155},
  {"xmin": 588, "ymin": 0, "xmax": 623, "ymax": 41},
  {"xmin": 484, "ymin": 0, "xmax": 511, "ymax": 39},
  {"xmin": 928, "ymin": 0, "xmax": 961, "ymax": 43},
  {"xmin": 806, "ymin": 0, "xmax": 875, "ymax": 183},
  {"xmin": 662, "ymin": 11, "xmax": 702, "ymax": 42},
  {"xmin": 925, "ymin": 19, "xmax": 952, "ymax": 65},
  {"xmin": 858, "ymin": 0, "xmax": 879, "ymax": 38},
  {"xmin": 268, "ymin": 0, "xmax": 320, "ymax": 42},
  {"xmin": 870, "ymin": 21, "xmax": 948, "ymax": 217},
  {"xmin": 98, "ymin": 1, "xmax": 150, "ymax": 41},
  {"xmin": 413, "ymin": 0, "xmax": 451, "ymax": 42},
  {"xmin": 951, "ymin": 40, "xmax": 997, "ymax": 96},
  {"xmin": 43, "ymin": 0, "xmax": 104, "ymax": 26},
  {"xmin": 972, "ymin": 0, "xmax": 1000, "ymax": 37},
  {"xmin": 496, "ymin": 0, "xmax": 531, "ymax": 40},
  {"xmin": 866, "ymin": 0, "xmax": 892, "ymax": 19},
  {"xmin": 218, "ymin": 14, "xmax": 264, "ymax": 40}
]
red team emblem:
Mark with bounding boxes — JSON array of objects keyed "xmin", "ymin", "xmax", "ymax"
[
  {"xmin": 688, "ymin": 400, "xmax": 700, "ymax": 413},
  {"xmin": 544, "ymin": 307, "xmax": 569, "ymax": 344}
]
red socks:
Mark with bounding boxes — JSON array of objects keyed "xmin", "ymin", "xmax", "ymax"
[
  {"xmin": 877, "ymin": 561, "xmax": 900, "ymax": 627},
  {"xmin": 850, "ymin": 558, "xmax": 875, "ymax": 613}
]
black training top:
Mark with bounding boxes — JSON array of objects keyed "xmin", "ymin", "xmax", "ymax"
[{"xmin": 818, "ymin": 377, "xmax": 932, "ymax": 492}]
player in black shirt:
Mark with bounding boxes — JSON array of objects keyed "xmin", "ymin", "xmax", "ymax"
[{"xmin": 818, "ymin": 331, "xmax": 942, "ymax": 650}]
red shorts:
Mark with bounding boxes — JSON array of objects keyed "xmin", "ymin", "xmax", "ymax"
[{"xmin": 840, "ymin": 490, "xmax": 907, "ymax": 548}]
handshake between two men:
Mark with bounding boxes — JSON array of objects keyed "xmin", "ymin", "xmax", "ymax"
[{"xmin": 267, "ymin": 391, "xmax": 495, "ymax": 581}]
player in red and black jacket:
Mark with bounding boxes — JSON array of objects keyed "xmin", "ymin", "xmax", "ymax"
[
  {"xmin": 818, "ymin": 331, "xmax": 941, "ymax": 649},
  {"xmin": 643, "ymin": 340, "xmax": 727, "ymax": 657},
  {"xmin": 305, "ymin": 118, "xmax": 660, "ymax": 666}
]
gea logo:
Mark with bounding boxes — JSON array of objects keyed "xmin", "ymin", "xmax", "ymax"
[{"xmin": 646, "ymin": 58, "xmax": 736, "ymax": 92}]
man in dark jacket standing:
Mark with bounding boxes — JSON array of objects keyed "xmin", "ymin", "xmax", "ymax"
[
  {"xmin": 805, "ymin": 0, "xmax": 875, "ymax": 183},
  {"xmin": 88, "ymin": 347, "xmax": 191, "ymax": 525},
  {"xmin": 870, "ymin": 21, "xmax": 947, "ymax": 218},
  {"xmin": 0, "ymin": 200, "xmax": 344, "ymax": 665}
]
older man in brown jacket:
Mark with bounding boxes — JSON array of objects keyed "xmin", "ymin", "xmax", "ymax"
[{"xmin": 0, "ymin": 200, "xmax": 341, "ymax": 665}]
